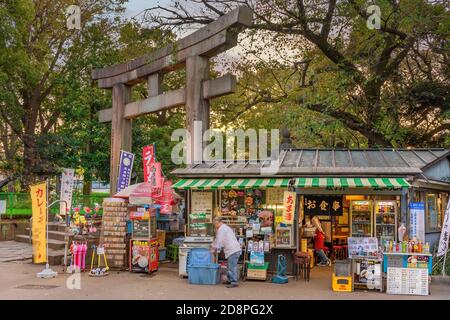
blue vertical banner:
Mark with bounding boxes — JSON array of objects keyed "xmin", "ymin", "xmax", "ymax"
[
  {"xmin": 409, "ymin": 202, "xmax": 425, "ymax": 241},
  {"xmin": 117, "ymin": 150, "xmax": 135, "ymax": 192}
]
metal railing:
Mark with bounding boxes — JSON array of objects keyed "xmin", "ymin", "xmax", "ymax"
[{"xmin": 0, "ymin": 192, "xmax": 110, "ymax": 219}]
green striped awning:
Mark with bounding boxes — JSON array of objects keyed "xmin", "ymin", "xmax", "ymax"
[
  {"xmin": 172, "ymin": 178, "xmax": 291, "ymax": 190},
  {"xmin": 295, "ymin": 177, "xmax": 410, "ymax": 189}
]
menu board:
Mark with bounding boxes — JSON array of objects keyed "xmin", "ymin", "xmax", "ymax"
[
  {"xmin": 387, "ymin": 267, "xmax": 428, "ymax": 295},
  {"xmin": 266, "ymin": 188, "xmax": 285, "ymax": 204},
  {"xmin": 190, "ymin": 191, "xmax": 213, "ymax": 236},
  {"xmin": 348, "ymin": 237, "xmax": 379, "ymax": 258},
  {"xmin": 191, "ymin": 191, "xmax": 213, "ymax": 221}
]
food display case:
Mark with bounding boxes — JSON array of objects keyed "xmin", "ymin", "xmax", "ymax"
[
  {"xmin": 374, "ymin": 200, "xmax": 397, "ymax": 244},
  {"xmin": 350, "ymin": 200, "xmax": 373, "ymax": 237},
  {"xmin": 129, "ymin": 207, "xmax": 157, "ymax": 239}
]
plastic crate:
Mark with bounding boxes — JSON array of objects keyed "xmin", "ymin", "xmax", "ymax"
[
  {"xmin": 334, "ymin": 260, "xmax": 351, "ymax": 277},
  {"xmin": 187, "ymin": 248, "xmax": 213, "ymax": 267},
  {"xmin": 167, "ymin": 244, "xmax": 179, "ymax": 262},
  {"xmin": 157, "ymin": 221, "xmax": 170, "ymax": 231},
  {"xmin": 188, "ymin": 264, "xmax": 220, "ymax": 285},
  {"xmin": 159, "ymin": 247, "xmax": 166, "ymax": 261},
  {"xmin": 169, "ymin": 220, "xmax": 179, "ymax": 231}
]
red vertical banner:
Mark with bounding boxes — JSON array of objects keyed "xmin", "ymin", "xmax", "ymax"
[
  {"xmin": 158, "ymin": 180, "xmax": 174, "ymax": 214},
  {"xmin": 148, "ymin": 162, "xmax": 162, "ymax": 188},
  {"xmin": 142, "ymin": 144, "xmax": 156, "ymax": 183}
]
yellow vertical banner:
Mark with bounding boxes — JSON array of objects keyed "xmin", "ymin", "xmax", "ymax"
[
  {"xmin": 282, "ymin": 191, "xmax": 296, "ymax": 225},
  {"xmin": 30, "ymin": 182, "xmax": 47, "ymax": 263}
]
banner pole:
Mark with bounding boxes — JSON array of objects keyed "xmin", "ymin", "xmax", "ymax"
[
  {"xmin": 442, "ymin": 249, "xmax": 448, "ymax": 276},
  {"xmin": 46, "ymin": 178, "xmax": 49, "ymax": 266}
]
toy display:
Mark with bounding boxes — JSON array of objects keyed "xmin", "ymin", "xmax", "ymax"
[{"xmin": 67, "ymin": 241, "xmax": 87, "ymax": 273}]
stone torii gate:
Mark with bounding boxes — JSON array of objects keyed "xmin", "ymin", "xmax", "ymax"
[{"xmin": 92, "ymin": 7, "xmax": 253, "ymax": 194}]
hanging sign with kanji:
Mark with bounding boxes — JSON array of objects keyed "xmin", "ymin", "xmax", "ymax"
[
  {"xmin": 142, "ymin": 144, "xmax": 156, "ymax": 183},
  {"xmin": 282, "ymin": 191, "xmax": 296, "ymax": 225},
  {"xmin": 30, "ymin": 182, "xmax": 47, "ymax": 263},
  {"xmin": 303, "ymin": 195, "xmax": 343, "ymax": 216}
]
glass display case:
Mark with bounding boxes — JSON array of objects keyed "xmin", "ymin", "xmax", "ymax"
[
  {"xmin": 129, "ymin": 207, "xmax": 157, "ymax": 239},
  {"xmin": 350, "ymin": 200, "xmax": 373, "ymax": 237},
  {"xmin": 374, "ymin": 200, "xmax": 397, "ymax": 244}
]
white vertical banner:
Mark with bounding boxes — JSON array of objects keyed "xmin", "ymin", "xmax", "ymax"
[
  {"xmin": 60, "ymin": 168, "xmax": 75, "ymax": 216},
  {"xmin": 437, "ymin": 200, "xmax": 450, "ymax": 257}
]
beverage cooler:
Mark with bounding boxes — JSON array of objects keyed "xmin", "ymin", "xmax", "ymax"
[
  {"xmin": 374, "ymin": 200, "xmax": 397, "ymax": 244},
  {"xmin": 350, "ymin": 200, "xmax": 373, "ymax": 237}
]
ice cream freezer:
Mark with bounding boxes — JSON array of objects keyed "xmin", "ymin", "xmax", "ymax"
[{"xmin": 178, "ymin": 236, "xmax": 214, "ymax": 277}]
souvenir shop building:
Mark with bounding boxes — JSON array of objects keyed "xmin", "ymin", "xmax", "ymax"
[{"xmin": 172, "ymin": 148, "xmax": 450, "ymax": 275}]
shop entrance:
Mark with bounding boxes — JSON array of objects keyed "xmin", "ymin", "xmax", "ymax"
[{"xmin": 300, "ymin": 194, "xmax": 401, "ymax": 269}]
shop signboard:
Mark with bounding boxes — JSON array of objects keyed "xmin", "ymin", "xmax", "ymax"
[
  {"xmin": 117, "ymin": 151, "xmax": 135, "ymax": 192},
  {"xmin": 437, "ymin": 200, "xmax": 450, "ymax": 257},
  {"xmin": 30, "ymin": 182, "xmax": 47, "ymax": 263},
  {"xmin": 191, "ymin": 191, "xmax": 213, "ymax": 222},
  {"xmin": 347, "ymin": 237, "xmax": 378, "ymax": 258},
  {"xmin": 303, "ymin": 195, "xmax": 343, "ymax": 216},
  {"xmin": 354, "ymin": 259, "xmax": 382, "ymax": 290},
  {"xmin": 266, "ymin": 188, "xmax": 285, "ymax": 204},
  {"xmin": 409, "ymin": 202, "xmax": 425, "ymax": 241},
  {"xmin": 282, "ymin": 191, "xmax": 296, "ymax": 224},
  {"xmin": 59, "ymin": 168, "xmax": 75, "ymax": 216},
  {"xmin": 387, "ymin": 267, "xmax": 428, "ymax": 296}
]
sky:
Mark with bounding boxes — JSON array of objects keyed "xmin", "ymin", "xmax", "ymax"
[{"xmin": 125, "ymin": 0, "xmax": 172, "ymax": 18}]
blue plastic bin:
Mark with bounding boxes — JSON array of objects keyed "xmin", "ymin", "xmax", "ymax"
[
  {"xmin": 187, "ymin": 248, "xmax": 213, "ymax": 267},
  {"xmin": 159, "ymin": 247, "xmax": 166, "ymax": 261},
  {"xmin": 187, "ymin": 264, "xmax": 220, "ymax": 285}
]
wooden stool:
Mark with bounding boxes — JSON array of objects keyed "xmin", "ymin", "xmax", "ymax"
[{"xmin": 293, "ymin": 252, "xmax": 310, "ymax": 282}]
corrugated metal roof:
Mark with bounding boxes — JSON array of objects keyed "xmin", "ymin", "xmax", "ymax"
[{"xmin": 172, "ymin": 148, "xmax": 450, "ymax": 178}]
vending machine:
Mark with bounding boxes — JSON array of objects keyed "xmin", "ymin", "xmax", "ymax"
[
  {"xmin": 374, "ymin": 200, "xmax": 397, "ymax": 244},
  {"xmin": 350, "ymin": 200, "xmax": 373, "ymax": 237}
]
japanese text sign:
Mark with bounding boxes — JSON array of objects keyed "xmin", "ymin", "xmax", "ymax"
[
  {"xmin": 437, "ymin": 200, "xmax": 450, "ymax": 257},
  {"xmin": 143, "ymin": 144, "xmax": 156, "ymax": 182},
  {"xmin": 60, "ymin": 168, "xmax": 74, "ymax": 215},
  {"xmin": 303, "ymin": 195, "xmax": 343, "ymax": 216},
  {"xmin": 282, "ymin": 191, "xmax": 296, "ymax": 224},
  {"xmin": 30, "ymin": 182, "xmax": 47, "ymax": 263},
  {"xmin": 117, "ymin": 151, "xmax": 135, "ymax": 192}
]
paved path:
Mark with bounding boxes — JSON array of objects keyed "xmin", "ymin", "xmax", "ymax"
[
  {"xmin": 0, "ymin": 260, "xmax": 449, "ymax": 300},
  {"xmin": 0, "ymin": 241, "xmax": 32, "ymax": 262}
]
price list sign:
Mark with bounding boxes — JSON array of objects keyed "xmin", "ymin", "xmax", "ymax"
[{"xmin": 387, "ymin": 267, "xmax": 428, "ymax": 296}]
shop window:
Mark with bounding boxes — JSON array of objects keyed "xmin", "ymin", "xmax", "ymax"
[{"xmin": 425, "ymin": 194, "xmax": 440, "ymax": 232}]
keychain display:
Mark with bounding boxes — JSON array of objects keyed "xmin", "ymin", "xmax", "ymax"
[{"xmin": 89, "ymin": 244, "xmax": 109, "ymax": 277}]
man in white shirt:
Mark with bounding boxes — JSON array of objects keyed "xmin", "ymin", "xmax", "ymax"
[{"xmin": 212, "ymin": 217, "xmax": 242, "ymax": 288}]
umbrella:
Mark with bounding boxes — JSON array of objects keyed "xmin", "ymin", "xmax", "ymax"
[
  {"xmin": 114, "ymin": 182, "xmax": 152, "ymax": 198},
  {"xmin": 114, "ymin": 182, "xmax": 158, "ymax": 205}
]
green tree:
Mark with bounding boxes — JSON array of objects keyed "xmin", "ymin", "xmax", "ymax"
[{"xmin": 147, "ymin": 0, "xmax": 449, "ymax": 148}]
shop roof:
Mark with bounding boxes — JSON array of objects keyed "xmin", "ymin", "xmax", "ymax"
[{"xmin": 171, "ymin": 148, "xmax": 450, "ymax": 178}]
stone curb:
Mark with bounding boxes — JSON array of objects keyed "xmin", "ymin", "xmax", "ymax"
[{"xmin": 432, "ymin": 275, "xmax": 450, "ymax": 285}]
